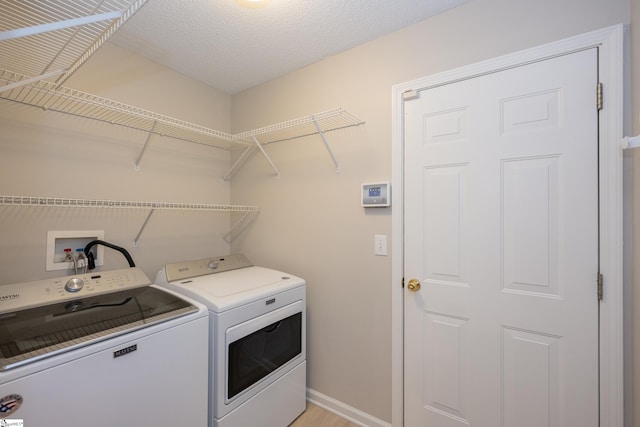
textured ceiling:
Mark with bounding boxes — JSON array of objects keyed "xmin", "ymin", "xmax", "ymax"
[{"xmin": 109, "ymin": 0, "xmax": 470, "ymax": 94}]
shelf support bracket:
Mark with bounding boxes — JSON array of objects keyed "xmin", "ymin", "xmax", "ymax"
[
  {"xmin": 0, "ymin": 69, "xmax": 67, "ymax": 93},
  {"xmin": 223, "ymin": 210, "xmax": 255, "ymax": 243},
  {"xmin": 133, "ymin": 208, "xmax": 156, "ymax": 246},
  {"xmin": 622, "ymin": 135, "xmax": 640, "ymax": 149},
  {"xmin": 223, "ymin": 145, "xmax": 256, "ymax": 181},
  {"xmin": 312, "ymin": 116, "xmax": 340, "ymax": 173},
  {"xmin": 252, "ymin": 136, "xmax": 280, "ymax": 177},
  {"xmin": 134, "ymin": 120, "xmax": 158, "ymax": 170},
  {"xmin": 0, "ymin": 11, "xmax": 123, "ymax": 41},
  {"xmin": 222, "ymin": 135, "xmax": 281, "ymax": 180}
]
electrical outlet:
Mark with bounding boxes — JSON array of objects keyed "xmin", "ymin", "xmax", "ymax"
[{"xmin": 46, "ymin": 230, "xmax": 104, "ymax": 271}]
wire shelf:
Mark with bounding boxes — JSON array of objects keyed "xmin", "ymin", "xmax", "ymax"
[
  {"xmin": 234, "ymin": 108, "xmax": 365, "ymax": 146},
  {"xmin": 0, "ymin": 2, "xmax": 363, "ymax": 240},
  {"xmin": 0, "ymin": 70, "xmax": 364, "ymax": 151},
  {"xmin": 0, "ymin": 69, "xmax": 239, "ymax": 149},
  {"xmin": 0, "ymin": 195, "xmax": 260, "ymax": 213},
  {"xmin": 1, "ymin": 3, "xmax": 365, "ymax": 169},
  {"xmin": 0, "ymin": 195, "xmax": 260, "ymax": 244},
  {"xmin": 0, "ymin": 0, "xmax": 148, "ymax": 86}
]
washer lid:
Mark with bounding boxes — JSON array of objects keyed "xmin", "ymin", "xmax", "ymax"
[
  {"xmin": 163, "ymin": 266, "xmax": 305, "ymax": 312},
  {"xmin": 0, "ymin": 286, "xmax": 198, "ymax": 371}
]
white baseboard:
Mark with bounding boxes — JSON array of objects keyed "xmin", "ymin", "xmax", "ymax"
[{"xmin": 305, "ymin": 388, "xmax": 391, "ymax": 427}]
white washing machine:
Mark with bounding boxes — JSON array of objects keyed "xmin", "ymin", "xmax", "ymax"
[
  {"xmin": 0, "ymin": 267, "xmax": 209, "ymax": 426},
  {"xmin": 155, "ymin": 254, "xmax": 306, "ymax": 427}
]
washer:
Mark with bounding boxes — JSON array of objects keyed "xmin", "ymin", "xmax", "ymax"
[
  {"xmin": 0, "ymin": 267, "xmax": 209, "ymax": 426},
  {"xmin": 155, "ymin": 254, "xmax": 306, "ymax": 427}
]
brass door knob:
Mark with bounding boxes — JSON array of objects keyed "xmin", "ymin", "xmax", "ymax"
[{"xmin": 407, "ymin": 278, "xmax": 421, "ymax": 292}]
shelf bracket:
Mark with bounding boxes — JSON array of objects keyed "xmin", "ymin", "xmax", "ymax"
[
  {"xmin": 252, "ymin": 136, "xmax": 280, "ymax": 177},
  {"xmin": 0, "ymin": 11, "xmax": 123, "ymax": 41},
  {"xmin": 134, "ymin": 120, "xmax": 158, "ymax": 170},
  {"xmin": 0, "ymin": 69, "xmax": 67, "ymax": 93},
  {"xmin": 222, "ymin": 135, "xmax": 280, "ymax": 180},
  {"xmin": 223, "ymin": 145, "xmax": 257, "ymax": 181},
  {"xmin": 312, "ymin": 116, "xmax": 340, "ymax": 173},
  {"xmin": 622, "ymin": 135, "xmax": 640, "ymax": 149},
  {"xmin": 223, "ymin": 210, "xmax": 256, "ymax": 243},
  {"xmin": 133, "ymin": 208, "xmax": 156, "ymax": 246}
]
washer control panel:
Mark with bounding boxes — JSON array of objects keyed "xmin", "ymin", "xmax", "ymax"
[
  {"xmin": 162, "ymin": 254, "xmax": 253, "ymax": 283},
  {"xmin": 0, "ymin": 267, "xmax": 151, "ymax": 313},
  {"xmin": 65, "ymin": 277, "xmax": 85, "ymax": 293}
]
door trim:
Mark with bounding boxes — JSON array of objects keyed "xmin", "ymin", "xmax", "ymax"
[{"xmin": 391, "ymin": 24, "xmax": 624, "ymax": 427}]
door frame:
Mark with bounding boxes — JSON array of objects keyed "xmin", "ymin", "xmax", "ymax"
[{"xmin": 391, "ymin": 24, "xmax": 624, "ymax": 427}]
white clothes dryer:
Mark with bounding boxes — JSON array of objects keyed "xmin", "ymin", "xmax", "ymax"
[{"xmin": 155, "ymin": 254, "xmax": 306, "ymax": 427}]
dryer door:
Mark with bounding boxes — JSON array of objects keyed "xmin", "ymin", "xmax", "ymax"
[{"xmin": 226, "ymin": 300, "xmax": 303, "ymax": 401}]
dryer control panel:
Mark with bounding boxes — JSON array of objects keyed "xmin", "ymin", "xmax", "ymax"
[{"xmin": 161, "ymin": 254, "xmax": 253, "ymax": 283}]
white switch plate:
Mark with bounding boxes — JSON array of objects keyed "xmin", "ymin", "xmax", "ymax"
[{"xmin": 374, "ymin": 234, "xmax": 388, "ymax": 256}]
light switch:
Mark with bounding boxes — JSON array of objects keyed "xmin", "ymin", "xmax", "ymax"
[{"xmin": 374, "ymin": 234, "xmax": 388, "ymax": 256}]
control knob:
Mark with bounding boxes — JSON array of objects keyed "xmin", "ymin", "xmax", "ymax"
[
  {"xmin": 208, "ymin": 260, "xmax": 218, "ymax": 270},
  {"xmin": 65, "ymin": 278, "xmax": 84, "ymax": 293}
]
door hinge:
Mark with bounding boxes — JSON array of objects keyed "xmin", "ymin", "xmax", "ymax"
[
  {"xmin": 401, "ymin": 277, "xmax": 405, "ymax": 288},
  {"xmin": 597, "ymin": 82, "xmax": 603, "ymax": 111},
  {"xmin": 597, "ymin": 272, "xmax": 604, "ymax": 301}
]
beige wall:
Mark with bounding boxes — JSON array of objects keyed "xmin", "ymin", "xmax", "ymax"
[
  {"xmin": 0, "ymin": 0, "xmax": 635, "ymax": 425},
  {"xmin": 230, "ymin": 0, "xmax": 630, "ymax": 423}
]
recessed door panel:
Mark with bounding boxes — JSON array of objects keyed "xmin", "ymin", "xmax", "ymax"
[
  {"xmin": 424, "ymin": 165, "xmax": 467, "ymax": 285},
  {"xmin": 502, "ymin": 156, "xmax": 561, "ymax": 297},
  {"xmin": 424, "ymin": 108, "xmax": 468, "ymax": 144},
  {"xmin": 501, "ymin": 90, "xmax": 561, "ymax": 135},
  {"xmin": 423, "ymin": 312, "xmax": 470, "ymax": 426},
  {"xmin": 502, "ymin": 327, "xmax": 561, "ymax": 427}
]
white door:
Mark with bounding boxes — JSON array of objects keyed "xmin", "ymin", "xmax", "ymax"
[{"xmin": 403, "ymin": 49, "xmax": 599, "ymax": 426}]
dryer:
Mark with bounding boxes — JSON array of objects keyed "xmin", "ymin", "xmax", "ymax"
[
  {"xmin": 155, "ymin": 254, "xmax": 306, "ymax": 427},
  {"xmin": 0, "ymin": 267, "xmax": 208, "ymax": 426}
]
